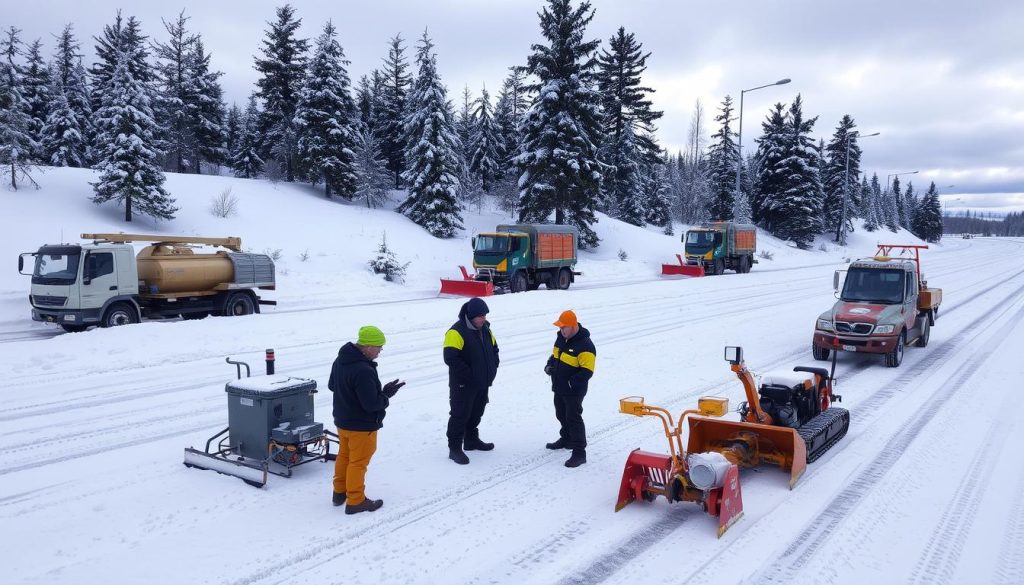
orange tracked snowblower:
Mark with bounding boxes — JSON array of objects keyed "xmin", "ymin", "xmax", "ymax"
[
  {"xmin": 687, "ymin": 346, "xmax": 849, "ymax": 488},
  {"xmin": 615, "ymin": 395, "xmax": 743, "ymax": 537}
]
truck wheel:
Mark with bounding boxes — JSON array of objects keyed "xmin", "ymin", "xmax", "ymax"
[
  {"xmin": 885, "ymin": 332, "xmax": 905, "ymax": 367},
  {"xmin": 557, "ymin": 268, "xmax": 572, "ymax": 290},
  {"xmin": 102, "ymin": 303, "xmax": 139, "ymax": 327},
  {"xmin": 916, "ymin": 318, "xmax": 930, "ymax": 347},
  {"xmin": 742, "ymin": 256, "xmax": 753, "ymax": 273},
  {"xmin": 510, "ymin": 271, "xmax": 528, "ymax": 294},
  {"xmin": 61, "ymin": 324, "xmax": 88, "ymax": 333},
  {"xmin": 223, "ymin": 292, "xmax": 256, "ymax": 316},
  {"xmin": 812, "ymin": 344, "xmax": 830, "ymax": 361},
  {"xmin": 713, "ymin": 259, "xmax": 725, "ymax": 275}
]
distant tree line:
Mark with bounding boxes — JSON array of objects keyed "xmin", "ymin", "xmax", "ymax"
[
  {"xmin": 0, "ymin": 0, "xmax": 945, "ymax": 243},
  {"xmin": 944, "ymin": 211, "xmax": 1024, "ymax": 237}
]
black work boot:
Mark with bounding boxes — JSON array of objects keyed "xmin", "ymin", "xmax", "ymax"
[
  {"xmin": 545, "ymin": 438, "xmax": 570, "ymax": 450},
  {"xmin": 345, "ymin": 498, "xmax": 383, "ymax": 515},
  {"xmin": 463, "ymin": 438, "xmax": 494, "ymax": 451},
  {"xmin": 332, "ymin": 492, "xmax": 346, "ymax": 507},
  {"xmin": 564, "ymin": 449, "xmax": 586, "ymax": 468},
  {"xmin": 449, "ymin": 447, "xmax": 470, "ymax": 465}
]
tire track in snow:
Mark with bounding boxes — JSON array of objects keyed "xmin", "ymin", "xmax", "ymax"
[
  {"xmin": 748, "ymin": 297, "xmax": 1024, "ymax": 584},
  {"xmin": 993, "ymin": 469, "xmax": 1024, "ymax": 585}
]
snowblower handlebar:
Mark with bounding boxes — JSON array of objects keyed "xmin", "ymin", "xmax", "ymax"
[{"xmin": 619, "ymin": 396, "xmax": 730, "ymax": 465}]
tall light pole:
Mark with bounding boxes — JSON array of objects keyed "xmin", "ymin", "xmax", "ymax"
[
  {"xmin": 886, "ymin": 170, "xmax": 919, "ymax": 193},
  {"xmin": 734, "ymin": 78, "xmax": 790, "ymax": 220},
  {"xmin": 838, "ymin": 130, "xmax": 880, "ymax": 245}
]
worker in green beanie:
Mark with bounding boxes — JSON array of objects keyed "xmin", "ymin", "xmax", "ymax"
[{"xmin": 329, "ymin": 325, "xmax": 405, "ymax": 514}]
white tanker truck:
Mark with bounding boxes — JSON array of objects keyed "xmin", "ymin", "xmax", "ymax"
[{"xmin": 18, "ymin": 233, "xmax": 276, "ymax": 331}]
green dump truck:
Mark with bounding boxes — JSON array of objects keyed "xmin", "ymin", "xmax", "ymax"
[{"xmin": 684, "ymin": 222, "xmax": 757, "ymax": 275}]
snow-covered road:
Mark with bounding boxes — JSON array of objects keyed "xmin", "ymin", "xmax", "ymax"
[{"xmin": 4, "ymin": 236, "xmax": 1023, "ymax": 585}]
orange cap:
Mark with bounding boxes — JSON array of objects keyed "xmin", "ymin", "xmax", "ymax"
[{"xmin": 553, "ymin": 310, "xmax": 578, "ymax": 328}]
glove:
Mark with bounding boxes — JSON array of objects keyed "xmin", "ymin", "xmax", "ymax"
[
  {"xmin": 544, "ymin": 363, "xmax": 555, "ymax": 376},
  {"xmin": 382, "ymin": 379, "xmax": 405, "ymax": 398}
]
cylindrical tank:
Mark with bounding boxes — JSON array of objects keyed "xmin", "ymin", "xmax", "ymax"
[{"xmin": 136, "ymin": 244, "xmax": 235, "ymax": 294}]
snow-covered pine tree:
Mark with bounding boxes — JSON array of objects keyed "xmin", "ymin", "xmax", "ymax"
[
  {"xmin": 397, "ymin": 31, "xmax": 463, "ymax": 238},
  {"xmin": 189, "ymin": 39, "xmax": 226, "ymax": 173},
  {"xmin": 21, "ymin": 39, "xmax": 50, "ymax": 161},
  {"xmin": 153, "ymin": 11, "xmax": 198, "ymax": 173},
  {"xmin": 41, "ymin": 74, "xmax": 86, "ymax": 167},
  {"xmin": 890, "ymin": 175, "xmax": 905, "ymax": 229},
  {"xmin": 355, "ymin": 72, "xmax": 383, "ymax": 133},
  {"xmin": 469, "ymin": 85, "xmax": 499, "ymax": 193},
  {"xmin": 882, "ymin": 176, "xmax": 900, "ymax": 232},
  {"xmin": 863, "ymin": 173, "xmax": 882, "ymax": 232},
  {"xmin": 643, "ymin": 159, "xmax": 672, "ymax": 229},
  {"xmin": 231, "ymin": 93, "xmax": 264, "ymax": 178},
  {"xmin": 491, "ymin": 67, "xmax": 529, "ymax": 214},
  {"xmin": 293, "ymin": 20, "xmax": 357, "ymax": 199},
  {"xmin": 91, "ymin": 51, "xmax": 175, "ymax": 221},
  {"xmin": 0, "ymin": 27, "xmax": 39, "ymax": 189},
  {"xmin": 51, "ymin": 25, "xmax": 92, "ymax": 166},
  {"xmin": 455, "ymin": 84, "xmax": 477, "ymax": 203},
  {"xmin": 912, "ymin": 182, "xmax": 943, "ymax": 242},
  {"xmin": 595, "ymin": 27, "xmax": 662, "ymax": 163},
  {"xmin": 706, "ymin": 95, "xmax": 738, "ymax": 221},
  {"xmin": 516, "ymin": 0, "xmax": 606, "ymax": 248},
  {"xmin": 822, "ymin": 115, "xmax": 863, "ymax": 241},
  {"xmin": 904, "ymin": 181, "xmax": 918, "ymax": 231},
  {"xmin": 607, "ymin": 122, "xmax": 645, "ymax": 225},
  {"xmin": 770, "ymin": 95, "xmax": 822, "ymax": 248},
  {"xmin": 254, "ymin": 4, "xmax": 308, "ymax": 182},
  {"xmin": 753, "ymin": 104, "xmax": 787, "ymax": 229},
  {"xmin": 353, "ymin": 125, "xmax": 390, "ymax": 208},
  {"xmin": 379, "ymin": 34, "xmax": 411, "ymax": 188},
  {"xmin": 224, "ymin": 102, "xmax": 241, "ymax": 163},
  {"xmin": 91, "ymin": 12, "xmax": 153, "ymax": 108}
]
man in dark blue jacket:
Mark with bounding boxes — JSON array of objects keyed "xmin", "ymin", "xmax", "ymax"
[
  {"xmin": 329, "ymin": 325, "xmax": 404, "ymax": 514},
  {"xmin": 443, "ymin": 297, "xmax": 500, "ymax": 464},
  {"xmin": 544, "ymin": 310, "xmax": 596, "ymax": 468}
]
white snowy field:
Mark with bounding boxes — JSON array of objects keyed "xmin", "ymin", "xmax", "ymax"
[{"xmin": 2, "ymin": 168, "xmax": 1023, "ymax": 585}]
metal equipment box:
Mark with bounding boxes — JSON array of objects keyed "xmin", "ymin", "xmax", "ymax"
[{"xmin": 225, "ymin": 375, "xmax": 317, "ymax": 460}]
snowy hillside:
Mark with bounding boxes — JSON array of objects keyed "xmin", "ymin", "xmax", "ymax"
[{"xmin": 5, "ymin": 169, "xmax": 1023, "ymax": 585}]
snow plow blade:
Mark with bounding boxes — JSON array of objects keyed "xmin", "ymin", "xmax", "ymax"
[
  {"xmin": 183, "ymin": 447, "xmax": 268, "ymax": 488},
  {"xmin": 661, "ymin": 254, "xmax": 705, "ymax": 277},
  {"xmin": 686, "ymin": 417, "xmax": 807, "ymax": 489},
  {"xmin": 708, "ymin": 464, "xmax": 743, "ymax": 538},
  {"xmin": 439, "ymin": 266, "xmax": 494, "ymax": 297}
]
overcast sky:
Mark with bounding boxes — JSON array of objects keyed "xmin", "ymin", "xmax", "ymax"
[{"xmin": 9, "ymin": 0, "xmax": 1024, "ymax": 214}]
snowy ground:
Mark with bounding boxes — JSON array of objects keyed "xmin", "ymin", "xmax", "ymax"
[{"xmin": 3, "ymin": 168, "xmax": 1023, "ymax": 585}]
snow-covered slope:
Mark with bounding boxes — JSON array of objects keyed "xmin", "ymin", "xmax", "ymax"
[{"xmin": 9, "ymin": 169, "xmax": 1018, "ymax": 585}]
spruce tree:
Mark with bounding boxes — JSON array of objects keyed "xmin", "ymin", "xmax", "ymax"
[
  {"xmin": 469, "ymin": 85, "xmax": 499, "ymax": 193},
  {"xmin": 455, "ymin": 84, "xmax": 476, "ymax": 203},
  {"xmin": 41, "ymin": 74, "xmax": 86, "ymax": 167},
  {"xmin": 890, "ymin": 175, "xmax": 905, "ymax": 229},
  {"xmin": 882, "ymin": 176, "xmax": 900, "ymax": 232},
  {"xmin": 353, "ymin": 125, "xmax": 390, "ymax": 208},
  {"xmin": 643, "ymin": 160, "xmax": 672, "ymax": 229},
  {"xmin": 706, "ymin": 95, "xmax": 737, "ymax": 221},
  {"xmin": 516, "ymin": 0, "xmax": 606, "ymax": 248},
  {"xmin": 904, "ymin": 181, "xmax": 918, "ymax": 231},
  {"xmin": 493, "ymin": 66, "xmax": 529, "ymax": 178},
  {"xmin": 153, "ymin": 11, "xmax": 198, "ymax": 173},
  {"xmin": 224, "ymin": 102, "xmax": 242, "ymax": 162},
  {"xmin": 294, "ymin": 21, "xmax": 358, "ymax": 199},
  {"xmin": 913, "ymin": 182, "xmax": 943, "ymax": 242},
  {"xmin": 52, "ymin": 25, "xmax": 92, "ymax": 165},
  {"xmin": 231, "ymin": 93, "xmax": 264, "ymax": 178},
  {"xmin": 863, "ymin": 173, "xmax": 882, "ymax": 232},
  {"xmin": 762, "ymin": 95, "xmax": 822, "ymax": 247},
  {"xmin": 379, "ymin": 34, "xmax": 411, "ymax": 188},
  {"xmin": 254, "ymin": 4, "xmax": 308, "ymax": 182},
  {"xmin": 22, "ymin": 39, "xmax": 50, "ymax": 161},
  {"xmin": 595, "ymin": 27, "xmax": 662, "ymax": 163},
  {"xmin": 609, "ymin": 123, "xmax": 645, "ymax": 225},
  {"xmin": 753, "ymin": 103, "xmax": 789, "ymax": 230},
  {"xmin": 91, "ymin": 52, "xmax": 176, "ymax": 222},
  {"xmin": 0, "ymin": 27, "xmax": 39, "ymax": 189},
  {"xmin": 91, "ymin": 12, "xmax": 153, "ymax": 105},
  {"xmin": 822, "ymin": 115, "xmax": 862, "ymax": 241},
  {"xmin": 397, "ymin": 31, "xmax": 463, "ymax": 238},
  {"xmin": 189, "ymin": 40, "xmax": 226, "ymax": 172}
]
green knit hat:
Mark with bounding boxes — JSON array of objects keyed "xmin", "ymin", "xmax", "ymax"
[{"xmin": 357, "ymin": 325, "xmax": 386, "ymax": 347}]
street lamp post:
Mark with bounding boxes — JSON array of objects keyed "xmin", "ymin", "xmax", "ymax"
[
  {"xmin": 886, "ymin": 170, "xmax": 919, "ymax": 193},
  {"xmin": 838, "ymin": 130, "xmax": 880, "ymax": 245},
  {"xmin": 734, "ymin": 78, "xmax": 790, "ymax": 220}
]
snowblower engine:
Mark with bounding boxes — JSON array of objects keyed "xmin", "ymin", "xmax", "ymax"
[{"xmin": 748, "ymin": 370, "xmax": 830, "ymax": 429}]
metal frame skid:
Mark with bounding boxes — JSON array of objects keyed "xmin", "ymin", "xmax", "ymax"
[{"xmin": 184, "ymin": 427, "xmax": 339, "ymax": 488}]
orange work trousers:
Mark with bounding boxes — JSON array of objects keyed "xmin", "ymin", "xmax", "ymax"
[{"xmin": 333, "ymin": 429, "xmax": 378, "ymax": 505}]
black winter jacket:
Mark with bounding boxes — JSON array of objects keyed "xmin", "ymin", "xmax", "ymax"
[
  {"xmin": 546, "ymin": 325, "xmax": 596, "ymax": 396},
  {"xmin": 329, "ymin": 342, "xmax": 389, "ymax": 431},
  {"xmin": 443, "ymin": 305, "xmax": 500, "ymax": 391}
]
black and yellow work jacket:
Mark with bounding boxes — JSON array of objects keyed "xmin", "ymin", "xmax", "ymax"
[
  {"xmin": 443, "ymin": 312, "xmax": 500, "ymax": 392},
  {"xmin": 546, "ymin": 325, "xmax": 596, "ymax": 396}
]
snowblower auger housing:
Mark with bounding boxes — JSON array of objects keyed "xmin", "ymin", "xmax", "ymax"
[
  {"xmin": 686, "ymin": 346, "xmax": 850, "ymax": 489},
  {"xmin": 615, "ymin": 395, "xmax": 743, "ymax": 538}
]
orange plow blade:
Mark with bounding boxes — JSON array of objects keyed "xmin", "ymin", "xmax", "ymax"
[
  {"xmin": 439, "ymin": 266, "xmax": 494, "ymax": 297},
  {"xmin": 687, "ymin": 417, "xmax": 807, "ymax": 489},
  {"xmin": 661, "ymin": 254, "xmax": 705, "ymax": 277}
]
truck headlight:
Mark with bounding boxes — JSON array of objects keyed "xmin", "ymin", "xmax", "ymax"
[
  {"xmin": 874, "ymin": 324, "xmax": 895, "ymax": 334},
  {"xmin": 816, "ymin": 319, "xmax": 834, "ymax": 332}
]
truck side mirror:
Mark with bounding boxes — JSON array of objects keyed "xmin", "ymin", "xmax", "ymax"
[
  {"xmin": 724, "ymin": 346, "xmax": 743, "ymax": 365},
  {"xmin": 471, "ymin": 236, "xmax": 477, "ymax": 249},
  {"xmin": 18, "ymin": 255, "xmax": 24, "ymax": 273},
  {"xmin": 833, "ymin": 271, "xmax": 840, "ymax": 291}
]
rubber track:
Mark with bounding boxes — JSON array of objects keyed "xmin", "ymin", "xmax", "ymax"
[{"xmin": 798, "ymin": 407, "xmax": 850, "ymax": 464}]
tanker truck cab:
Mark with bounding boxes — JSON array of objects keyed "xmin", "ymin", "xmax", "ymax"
[
  {"xmin": 813, "ymin": 254, "xmax": 935, "ymax": 368},
  {"xmin": 20, "ymin": 233, "xmax": 275, "ymax": 331}
]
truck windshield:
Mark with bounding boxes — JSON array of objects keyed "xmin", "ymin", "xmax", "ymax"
[
  {"xmin": 32, "ymin": 247, "xmax": 81, "ymax": 285},
  {"xmin": 475, "ymin": 235, "xmax": 509, "ymax": 253},
  {"xmin": 841, "ymin": 269, "xmax": 905, "ymax": 304},
  {"xmin": 686, "ymin": 231, "xmax": 715, "ymax": 245}
]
